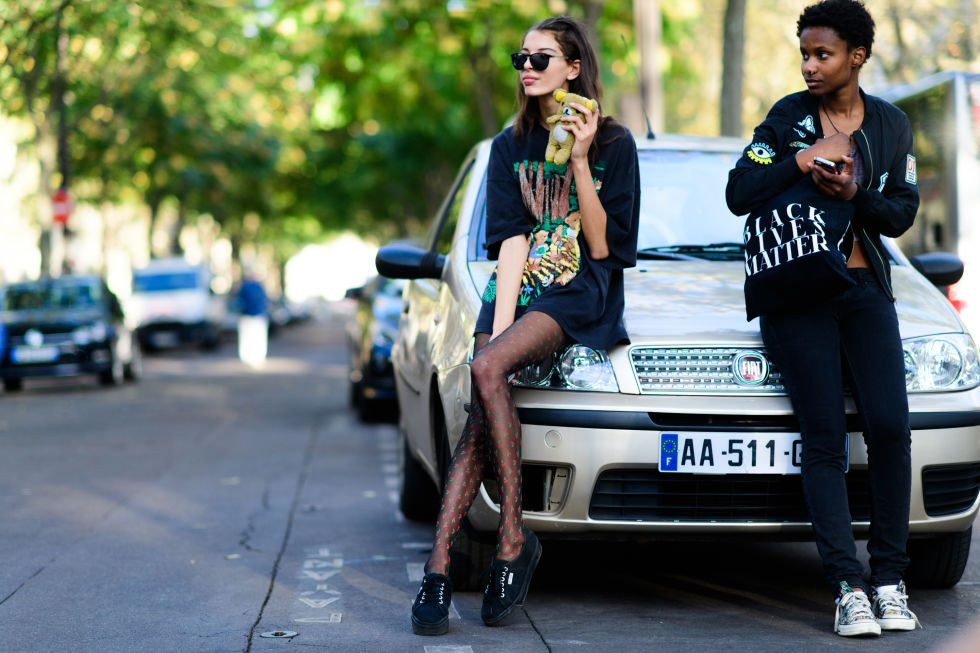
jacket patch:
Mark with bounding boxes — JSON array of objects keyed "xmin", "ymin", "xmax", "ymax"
[
  {"xmin": 797, "ymin": 115, "xmax": 816, "ymax": 134},
  {"xmin": 789, "ymin": 141, "xmax": 810, "ymax": 150},
  {"xmin": 747, "ymin": 142, "xmax": 776, "ymax": 165},
  {"xmin": 878, "ymin": 172, "xmax": 888, "ymax": 191},
  {"xmin": 905, "ymin": 155, "xmax": 917, "ymax": 184}
]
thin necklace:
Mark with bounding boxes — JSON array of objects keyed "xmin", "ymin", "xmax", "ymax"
[{"xmin": 821, "ymin": 102, "xmax": 842, "ymax": 134}]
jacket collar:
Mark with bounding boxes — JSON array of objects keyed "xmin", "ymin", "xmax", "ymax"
[{"xmin": 800, "ymin": 87, "xmax": 876, "ymax": 135}]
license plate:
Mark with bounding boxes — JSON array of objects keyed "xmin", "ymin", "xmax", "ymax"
[
  {"xmin": 150, "ymin": 331, "xmax": 179, "ymax": 347},
  {"xmin": 659, "ymin": 432, "xmax": 822, "ymax": 475},
  {"xmin": 12, "ymin": 345, "xmax": 59, "ymax": 364}
]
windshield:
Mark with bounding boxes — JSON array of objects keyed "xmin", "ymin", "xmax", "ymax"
[
  {"xmin": 133, "ymin": 271, "xmax": 200, "ymax": 293},
  {"xmin": 637, "ymin": 148, "xmax": 742, "ymax": 253},
  {"xmin": 2, "ymin": 282, "xmax": 103, "ymax": 311},
  {"xmin": 470, "ymin": 146, "xmax": 743, "ymax": 262}
]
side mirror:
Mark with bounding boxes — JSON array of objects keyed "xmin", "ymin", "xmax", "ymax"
[
  {"xmin": 375, "ymin": 243, "xmax": 445, "ymax": 280},
  {"xmin": 909, "ymin": 252, "xmax": 964, "ymax": 289}
]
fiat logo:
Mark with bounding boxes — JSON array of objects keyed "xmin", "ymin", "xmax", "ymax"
[
  {"xmin": 732, "ymin": 351, "xmax": 769, "ymax": 385},
  {"xmin": 24, "ymin": 329, "xmax": 44, "ymax": 347}
]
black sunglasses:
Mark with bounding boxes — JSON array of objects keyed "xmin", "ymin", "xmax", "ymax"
[{"xmin": 510, "ymin": 52, "xmax": 568, "ymax": 71}]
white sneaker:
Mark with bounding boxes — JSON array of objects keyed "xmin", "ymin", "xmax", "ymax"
[
  {"xmin": 834, "ymin": 582, "xmax": 881, "ymax": 637},
  {"xmin": 873, "ymin": 581, "xmax": 920, "ymax": 631}
]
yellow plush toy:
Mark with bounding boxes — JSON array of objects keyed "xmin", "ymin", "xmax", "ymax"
[{"xmin": 545, "ymin": 89, "xmax": 598, "ymax": 166}]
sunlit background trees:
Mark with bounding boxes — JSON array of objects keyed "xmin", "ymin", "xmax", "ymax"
[{"xmin": 0, "ymin": 0, "xmax": 977, "ymax": 298}]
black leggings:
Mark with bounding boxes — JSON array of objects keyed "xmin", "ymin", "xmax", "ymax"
[{"xmin": 425, "ymin": 310, "xmax": 568, "ymax": 575}]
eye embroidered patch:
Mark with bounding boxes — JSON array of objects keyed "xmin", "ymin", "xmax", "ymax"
[
  {"xmin": 747, "ymin": 142, "xmax": 776, "ymax": 165},
  {"xmin": 905, "ymin": 154, "xmax": 917, "ymax": 184}
]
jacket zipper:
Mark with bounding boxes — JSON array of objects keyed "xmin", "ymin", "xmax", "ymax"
[{"xmin": 853, "ymin": 129, "xmax": 895, "ymax": 301}]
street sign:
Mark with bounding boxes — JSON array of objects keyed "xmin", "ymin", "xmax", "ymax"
[{"xmin": 53, "ymin": 188, "xmax": 71, "ymax": 225}]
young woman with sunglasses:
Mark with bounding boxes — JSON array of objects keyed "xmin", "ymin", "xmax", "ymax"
[{"xmin": 411, "ymin": 15, "xmax": 639, "ymax": 636}]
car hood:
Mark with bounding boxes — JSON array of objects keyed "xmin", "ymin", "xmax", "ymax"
[
  {"xmin": 468, "ymin": 260, "xmax": 965, "ymax": 346},
  {"xmin": 621, "ymin": 261, "xmax": 965, "ymax": 344}
]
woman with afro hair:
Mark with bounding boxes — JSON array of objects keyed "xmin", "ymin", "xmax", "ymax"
[{"xmin": 727, "ymin": 0, "xmax": 920, "ymax": 637}]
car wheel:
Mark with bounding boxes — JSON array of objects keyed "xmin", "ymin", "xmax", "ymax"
[
  {"xmin": 124, "ymin": 341, "xmax": 143, "ymax": 381},
  {"xmin": 99, "ymin": 353, "xmax": 124, "ymax": 386},
  {"xmin": 906, "ymin": 526, "xmax": 972, "ymax": 588},
  {"xmin": 349, "ymin": 378, "xmax": 362, "ymax": 409},
  {"xmin": 431, "ymin": 400, "xmax": 496, "ymax": 591},
  {"xmin": 201, "ymin": 325, "xmax": 221, "ymax": 350},
  {"xmin": 3, "ymin": 378, "xmax": 23, "ymax": 392},
  {"xmin": 398, "ymin": 428, "xmax": 440, "ymax": 522}
]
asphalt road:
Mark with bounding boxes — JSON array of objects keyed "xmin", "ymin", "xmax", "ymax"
[{"xmin": 1, "ymin": 307, "xmax": 979, "ymax": 653}]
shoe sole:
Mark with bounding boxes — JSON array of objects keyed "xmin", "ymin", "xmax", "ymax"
[
  {"xmin": 482, "ymin": 540, "xmax": 543, "ymax": 626},
  {"xmin": 878, "ymin": 618, "xmax": 916, "ymax": 631},
  {"xmin": 412, "ymin": 615, "xmax": 449, "ymax": 636},
  {"xmin": 836, "ymin": 622, "xmax": 881, "ymax": 637}
]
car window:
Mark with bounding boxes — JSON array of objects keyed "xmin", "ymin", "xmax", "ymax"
[
  {"xmin": 427, "ymin": 160, "xmax": 474, "ymax": 256},
  {"xmin": 133, "ymin": 271, "xmax": 200, "ymax": 293},
  {"xmin": 469, "ymin": 148, "xmax": 741, "ymax": 263}
]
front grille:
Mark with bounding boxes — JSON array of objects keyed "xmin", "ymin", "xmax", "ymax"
[
  {"xmin": 590, "ymin": 468, "xmax": 871, "ymax": 522},
  {"xmin": 7, "ymin": 329, "xmax": 75, "ymax": 346},
  {"xmin": 630, "ymin": 347, "xmax": 786, "ymax": 395},
  {"xmin": 922, "ymin": 464, "xmax": 980, "ymax": 517}
]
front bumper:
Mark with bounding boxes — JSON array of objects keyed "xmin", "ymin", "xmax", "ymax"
[
  {"xmin": 463, "ymin": 393, "xmax": 980, "ymax": 538},
  {"xmin": 0, "ymin": 343, "xmax": 113, "ymax": 379}
]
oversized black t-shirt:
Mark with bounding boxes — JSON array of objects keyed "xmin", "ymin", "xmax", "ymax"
[{"xmin": 477, "ymin": 122, "xmax": 639, "ymax": 350}]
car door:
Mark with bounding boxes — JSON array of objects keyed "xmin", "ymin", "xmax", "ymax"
[{"xmin": 395, "ymin": 155, "xmax": 476, "ymax": 462}]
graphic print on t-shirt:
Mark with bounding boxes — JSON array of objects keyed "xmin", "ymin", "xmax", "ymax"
[{"xmin": 481, "ymin": 160, "xmax": 593, "ymax": 307}]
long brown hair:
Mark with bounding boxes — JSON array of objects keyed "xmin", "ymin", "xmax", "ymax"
[{"xmin": 512, "ymin": 16, "xmax": 620, "ymax": 164}]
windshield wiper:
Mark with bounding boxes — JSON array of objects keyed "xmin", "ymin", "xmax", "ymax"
[
  {"xmin": 637, "ymin": 243, "xmax": 744, "ymax": 261},
  {"xmin": 636, "ymin": 248, "xmax": 701, "ymax": 261},
  {"xmin": 653, "ymin": 242, "xmax": 745, "ymax": 254}
]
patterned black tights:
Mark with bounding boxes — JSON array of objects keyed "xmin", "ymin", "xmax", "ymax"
[{"xmin": 424, "ymin": 310, "xmax": 567, "ymax": 576}]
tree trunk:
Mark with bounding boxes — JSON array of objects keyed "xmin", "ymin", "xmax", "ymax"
[
  {"xmin": 720, "ymin": 0, "xmax": 746, "ymax": 137},
  {"xmin": 633, "ymin": 0, "xmax": 663, "ymax": 137}
]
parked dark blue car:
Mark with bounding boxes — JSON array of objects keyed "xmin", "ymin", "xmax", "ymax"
[{"xmin": 0, "ymin": 276, "xmax": 142, "ymax": 391}]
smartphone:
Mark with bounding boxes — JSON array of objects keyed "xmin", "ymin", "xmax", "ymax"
[{"xmin": 813, "ymin": 156, "xmax": 840, "ymax": 174}]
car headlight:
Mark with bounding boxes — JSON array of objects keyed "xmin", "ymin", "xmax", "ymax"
[
  {"xmin": 72, "ymin": 322, "xmax": 109, "ymax": 345},
  {"xmin": 903, "ymin": 334, "xmax": 980, "ymax": 392},
  {"xmin": 512, "ymin": 344, "xmax": 619, "ymax": 392}
]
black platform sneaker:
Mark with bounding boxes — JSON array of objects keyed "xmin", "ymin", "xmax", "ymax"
[
  {"xmin": 481, "ymin": 529, "xmax": 542, "ymax": 626},
  {"xmin": 412, "ymin": 573, "xmax": 452, "ymax": 635}
]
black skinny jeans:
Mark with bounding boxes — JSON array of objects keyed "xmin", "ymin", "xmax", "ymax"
[{"xmin": 760, "ymin": 268, "xmax": 911, "ymax": 593}]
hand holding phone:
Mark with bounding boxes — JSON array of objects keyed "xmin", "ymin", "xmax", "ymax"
[{"xmin": 813, "ymin": 156, "xmax": 840, "ymax": 174}]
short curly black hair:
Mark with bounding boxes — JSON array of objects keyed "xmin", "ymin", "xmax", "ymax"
[{"xmin": 797, "ymin": 0, "xmax": 875, "ymax": 61}]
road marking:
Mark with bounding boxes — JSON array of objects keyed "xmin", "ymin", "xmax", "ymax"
[
  {"xmin": 293, "ymin": 546, "xmax": 345, "ymax": 624},
  {"xmin": 295, "ymin": 614, "xmax": 342, "ymax": 623},
  {"xmin": 406, "ymin": 563, "xmax": 425, "ymax": 582},
  {"xmin": 424, "ymin": 646, "xmax": 473, "ymax": 653},
  {"xmin": 298, "ymin": 597, "xmax": 341, "ymax": 608}
]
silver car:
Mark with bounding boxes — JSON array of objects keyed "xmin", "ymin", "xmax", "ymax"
[{"xmin": 377, "ymin": 135, "xmax": 980, "ymax": 591}]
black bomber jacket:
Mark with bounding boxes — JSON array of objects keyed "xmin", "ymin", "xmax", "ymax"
[{"xmin": 726, "ymin": 89, "xmax": 920, "ymax": 300}]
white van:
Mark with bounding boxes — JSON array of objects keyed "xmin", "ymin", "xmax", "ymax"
[{"xmin": 128, "ymin": 258, "xmax": 224, "ymax": 350}]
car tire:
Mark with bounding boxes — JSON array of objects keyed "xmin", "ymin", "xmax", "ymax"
[
  {"xmin": 3, "ymin": 378, "xmax": 23, "ymax": 392},
  {"xmin": 124, "ymin": 341, "xmax": 143, "ymax": 381},
  {"xmin": 99, "ymin": 352, "xmax": 124, "ymax": 386},
  {"xmin": 349, "ymin": 378, "xmax": 362, "ymax": 409},
  {"xmin": 906, "ymin": 526, "xmax": 972, "ymax": 588},
  {"xmin": 201, "ymin": 327, "xmax": 221, "ymax": 350},
  {"xmin": 398, "ymin": 429, "xmax": 440, "ymax": 522}
]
